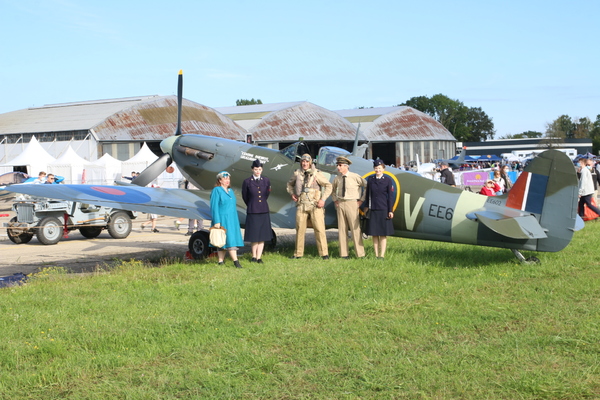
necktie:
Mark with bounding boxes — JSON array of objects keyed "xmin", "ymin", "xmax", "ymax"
[{"xmin": 341, "ymin": 176, "xmax": 346, "ymax": 198}]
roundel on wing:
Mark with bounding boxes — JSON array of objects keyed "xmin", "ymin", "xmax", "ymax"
[
  {"xmin": 361, "ymin": 171, "xmax": 401, "ymax": 212},
  {"xmin": 77, "ymin": 186, "xmax": 152, "ymax": 203}
]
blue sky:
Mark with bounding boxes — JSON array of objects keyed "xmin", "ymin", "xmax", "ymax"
[{"xmin": 1, "ymin": 0, "xmax": 598, "ymax": 138}]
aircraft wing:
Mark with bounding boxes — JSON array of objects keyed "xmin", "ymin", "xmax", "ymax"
[
  {"xmin": 469, "ymin": 210, "xmax": 548, "ymax": 239},
  {"xmin": 3, "ymin": 184, "xmax": 213, "ymax": 221}
]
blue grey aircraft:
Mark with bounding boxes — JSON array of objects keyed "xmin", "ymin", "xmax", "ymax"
[{"xmin": 3, "ymin": 72, "xmax": 584, "ymax": 262}]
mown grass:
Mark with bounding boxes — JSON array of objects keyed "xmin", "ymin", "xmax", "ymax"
[{"xmin": 1, "ymin": 222, "xmax": 599, "ymax": 399}]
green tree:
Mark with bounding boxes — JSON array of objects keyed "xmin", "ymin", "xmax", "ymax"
[
  {"xmin": 236, "ymin": 98, "xmax": 263, "ymax": 106},
  {"xmin": 500, "ymin": 131, "xmax": 543, "ymax": 139},
  {"xmin": 399, "ymin": 94, "xmax": 494, "ymax": 142},
  {"xmin": 546, "ymin": 114, "xmax": 574, "ymax": 139},
  {"xmin": 589, "ymin": 114, "xmax": 600, "ymax": 154}
]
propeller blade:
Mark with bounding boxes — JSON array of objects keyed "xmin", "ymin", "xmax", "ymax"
[
  {"xmin": 131, "ymin": 153, "xmax": 172, "ymax": 187},
  {"xmin": 175, "ymin": 70, "xmax": 183, "ymax": 136}
]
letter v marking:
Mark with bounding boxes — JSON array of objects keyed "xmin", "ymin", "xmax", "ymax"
[{"xmin": 404, "ymin": 194, "xmax": 425, "ymax": 231}]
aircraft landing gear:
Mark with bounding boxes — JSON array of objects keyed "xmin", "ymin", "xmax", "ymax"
[
  {"xmin": 188, "ymin": 230, "xmax": 210, "ymax": 259},
  {"xmin": 511, "ymin": 249, "xmax": 540, "ymax": 264}
]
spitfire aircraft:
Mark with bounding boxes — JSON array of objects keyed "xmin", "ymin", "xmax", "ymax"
[{"xmin": 4, "ymin": 72, "xmax": 583, "ymax": 262}]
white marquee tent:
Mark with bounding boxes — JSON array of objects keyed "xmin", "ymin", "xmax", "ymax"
[
  {"xmin": 86, "ymin": 153, "xmax": 123, "ymax": 185},
  {"xmin": 0, "ymin": 136, "xmax": 56, "ymax": 176},
  {"xmin": 47, "ymin": 146, "xmax": 89, "ymax": 184},
  {"xmin": 121, "ymin": 143, "xmax": 157, "ymax": 178}
]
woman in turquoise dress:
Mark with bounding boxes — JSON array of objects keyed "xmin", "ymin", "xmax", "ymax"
[{"xmin": 210, "ymin": 171, "xmax": 244, "ymax": 268}]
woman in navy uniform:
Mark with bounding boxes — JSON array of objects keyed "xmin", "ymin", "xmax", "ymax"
[
  {"xmin": 362, "ymin": 159, "xmax": 395, "ymax": 259},
  {"xmin": 242, "ymin": 159, "xmax": 273, "ymax": 263}
]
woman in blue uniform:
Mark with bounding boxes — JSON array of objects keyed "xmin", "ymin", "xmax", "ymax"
[
  {"xmin": 242, "ymin": 159, "xmax": 273, "ymax": 263},
  {"xmin": 362, "ymin": 159, "xmax": 395, "ymax": 259},
  {"xmin": 210, "ymin": 171, "xmax": 244, "ymax": 268}
]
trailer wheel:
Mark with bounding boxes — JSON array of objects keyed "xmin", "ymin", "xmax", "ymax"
[
  {"xmin": 188, "ymin": 231, "xmax": 210, "ymax": 259},
  {"xmin": 79, "ymin": 226, "xmax": 103, "ymax": 238},
  {"xmin": 7, "ymin": 217, "xmax": 34, "ymax": 244},
  {"xmin": 107, "ymin": 211, "xmax": 132, "ymax": 239},
  {"xmin": 36, "ymin": 216, "xmax": 64, "ymax": 245}
]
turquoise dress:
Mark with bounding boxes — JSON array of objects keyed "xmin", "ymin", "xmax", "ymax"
[{"xmin": 210, "ymin": 186, "xmax": 244, "ymax": 249}]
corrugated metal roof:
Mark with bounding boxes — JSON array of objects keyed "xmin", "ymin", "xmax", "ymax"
[
  {"xmin": 249, "ymin": 102, "xmax": 364, "ymax": 142},
  {"xmin": 361, "ymin": 107, "xmax": 456, "ymax": 142},
  {"xmin": 0, "ymin": 96, "xmax": 159, "ymax": 134},
  {"xmin": 92, "ymin": 97, "xmax": 246, "ymax": 141},
  {"xmin": 0, "ymin": 96, "xmax": 247, "ymax": 141},
  {"xmin": 215, "ymin": 101, "xmax": 305, "ymax": 116}
]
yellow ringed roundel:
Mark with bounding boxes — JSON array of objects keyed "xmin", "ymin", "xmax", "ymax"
[{"xmin": 361, "ymin": 171, "xmax": 400, "ymax": 212}]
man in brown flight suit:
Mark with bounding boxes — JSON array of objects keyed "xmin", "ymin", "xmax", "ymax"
[
  {"xmin": 286, "ymin": 154, "xmax": 332, "ymax": 259},
  {"xmin": 331, "ymin": 156, "xmax": 367, "ymax": 259}
]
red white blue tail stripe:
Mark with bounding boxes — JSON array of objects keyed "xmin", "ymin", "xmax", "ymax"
[{"xmin": 506, "ymin": 171, "xmax": 548, "ymax": 214}]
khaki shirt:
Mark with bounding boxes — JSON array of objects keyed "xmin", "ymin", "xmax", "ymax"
[
  {"xmin": 331, "ymin": 171, "xmax": 367, "ymax": 202},
  {"xmin": 287, "ymin": 167, "xmax": 333, "ymax": 204}
]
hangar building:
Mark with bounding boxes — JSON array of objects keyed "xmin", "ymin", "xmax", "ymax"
[{"xmin": 1, "ymin": 96, "xmax": 457, "ymax": 169}]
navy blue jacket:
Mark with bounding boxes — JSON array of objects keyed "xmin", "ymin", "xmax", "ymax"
[
  {"xmin": 242, "ymin": 175, "xmax": 271, "ymax": 214},
  {"xmin": 363, "ymin": 175, "xmax": 394, "ymax": 212}
]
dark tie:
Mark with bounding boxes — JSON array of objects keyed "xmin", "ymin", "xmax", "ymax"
[{"xmin": 341, "ymin": 176, "xmax": 346, "ymax": 198}]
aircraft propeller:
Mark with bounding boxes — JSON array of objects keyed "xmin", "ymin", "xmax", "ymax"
[{"xmin": 131, "ymin": 70, "xmax": 183, "ymax": 187}]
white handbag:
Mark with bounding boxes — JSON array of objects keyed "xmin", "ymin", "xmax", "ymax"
[{"xmin": 209, "ymin": 226, "xmax": 227, "ymax": 248}]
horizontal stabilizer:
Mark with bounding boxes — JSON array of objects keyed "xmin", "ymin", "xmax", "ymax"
[{"xmin": 474, "ymin": 212, "xmax": 548, "ymax": 239}]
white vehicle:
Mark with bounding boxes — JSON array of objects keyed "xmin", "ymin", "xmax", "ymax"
[{"xmin": 5, "ymin": 195, "xmax": 136, "ymax": 245}]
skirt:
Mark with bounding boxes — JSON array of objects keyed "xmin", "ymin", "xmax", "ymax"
[
  {"xmin": 365, "ymin": 209, "xmax": 394, "ymax": 236},
  {"xmin": 244, "ymin": 213, "xmax": 273, "ymax": 242}
]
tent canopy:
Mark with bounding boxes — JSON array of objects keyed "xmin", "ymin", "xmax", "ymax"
[
  {"xmin": 48, "ymin": 146, "xmax": 89, "ymax": 184},
  {"xmin": 0, "ymin": 136, "xmax": 56, "ymax": 175}
]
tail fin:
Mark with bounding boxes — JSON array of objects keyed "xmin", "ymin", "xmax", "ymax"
[{"xmin": 506, "ymin": 149, "xmax": 579, "ymax": 251}]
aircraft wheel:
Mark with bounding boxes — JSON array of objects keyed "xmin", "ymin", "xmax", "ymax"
[
  {"xmin": 525, "ymin": 256, "xmax": 540, "ymax": 264},
  {"xmin": 7, "ymin": 217, "xmax": 33, "ymax": 244},
  {"xmin": 188, "ymin": 231, "xmax": 210, "ymax": 259},
  {"xmin": 107, "ymin": 211, "xmax": 132, "ymax": 239},
  {"xmin": 265, "ymin": 229, "xmax": 277, "ymax": 251},
  {"xmin": 79, "ymin": 226, "xmax": 103, "ymax": 238},
  {"xmin": 36, "ymin": 216, "xmax": 64, "ymax": 245}
]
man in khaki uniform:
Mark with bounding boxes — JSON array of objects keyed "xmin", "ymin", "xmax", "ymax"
[
  {"xmin": 286, "ymin": 154, "xmax": 333, "ymax": 259},
  {"xmin": 331, "ymin": 156, "xmax": 367, "ymax": 258}
]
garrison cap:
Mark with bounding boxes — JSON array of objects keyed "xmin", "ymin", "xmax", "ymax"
[
  {"xmin": 300, "ymin": 154, "xmax": 312, "ymax": 163},
  {"xmin": 373, "ymin": 159, "xmax": 385, "ymax": 167},
  {"xmin": 336, "ymin": 156, "xmax": 352, "ymax": 165},
  {"xmin": 251, "ymin": 159, "xmax": 263, "ymax": 169}
]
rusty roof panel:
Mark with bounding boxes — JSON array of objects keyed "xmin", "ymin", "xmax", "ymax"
[
  {"xmin": 250, "ymin": 102, "xmax": 363, "ymax": 142},
  {"xmin": 92, "ymin": 97, "xmax": 246, "ymax": 141},
  {"xmin": 362, "ymin": 107, "xmax": 456, "ymax": 142}
]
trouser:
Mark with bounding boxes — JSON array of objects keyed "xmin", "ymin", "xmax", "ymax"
[
  {"xmin": 336, "ymin": 200, "xmax": 365, "ymax": 257},
  {"xmin": 578, "ymin": 194, "xmax": 600, "ymax": 217},
  {"xmin": 294, "ymin": 204, "xmax": 328, "ymax": 257},
  {"xmin": 188, "ymin": 219, "xmax": 202, "ymax": 232}
]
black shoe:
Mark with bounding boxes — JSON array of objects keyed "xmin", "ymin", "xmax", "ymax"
[
  {"xmin": 257, "ymin": 259, "xmax": 264, "ymax": 264},
  {"xmin": 185, "ymin": 231, "xmax": 193, "ymax": 236},
  {"xmin": 218, "ymin": 261, "xmax": 224, "ymax": 265},
  {"xmin": 152, "ymin": 228, "xmax": 159, "ymax": 233},
  {"xmin": 290, "ymin": 256, "xmax": 302, "ymax": 259},
  {"xmin": 251, "ymin": 257, "xmax": 257, "ymax": 262},
  {"xmin": 233, "ymin": 260, "xmax": 242, "ymax": 268},
  {"xmin": 322, "ymin": 255, "xmax": 329, "ymax": 260},
  {"xmin": 141, "ymin": 224, "xmax": 145, "ymax": 230}
]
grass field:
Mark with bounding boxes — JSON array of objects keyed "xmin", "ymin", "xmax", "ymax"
[{"xmin": 1, "ymin": 222, "xmax": 599, "ymax": 399}]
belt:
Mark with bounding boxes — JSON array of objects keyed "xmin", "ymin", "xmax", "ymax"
[{"xmin": 338, "ymin": 198, "xmax": 358, "ymax": 201}]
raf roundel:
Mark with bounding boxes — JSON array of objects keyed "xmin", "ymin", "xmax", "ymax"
[{"xmin": 78, "ymin": 186, "xmax": 152, "ymax": 203}]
